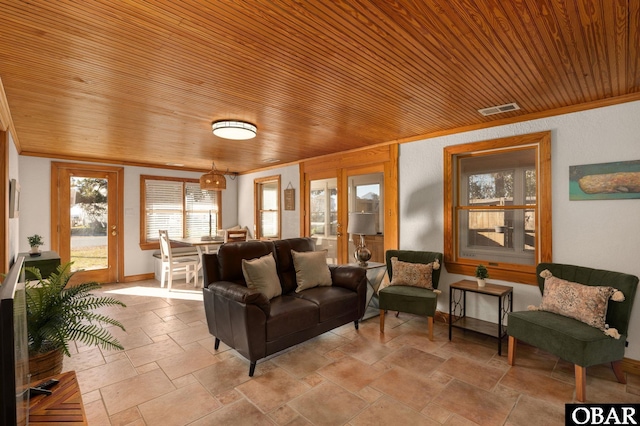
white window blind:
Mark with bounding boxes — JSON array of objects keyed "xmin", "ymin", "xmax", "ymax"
[
  {"xmin": 258, "ymin": 181, "xmax": 279, "ymax": 238},
  {"xmin": 144, "ymin": 178, "xmax": 218, "ymax": 241},
  {"xmin": 185, "ymin": 183, "xmax": 218, "ymax": 237}
]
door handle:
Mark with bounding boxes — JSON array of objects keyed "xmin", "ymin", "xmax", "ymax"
[{"xmin": 112, "ymin": 230, "xmax": 117, "ymax": 236}]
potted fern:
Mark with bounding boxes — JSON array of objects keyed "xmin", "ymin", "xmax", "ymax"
[{"xmin": 26, "ymin": 262, "xmax": 127, "ymax": 380}]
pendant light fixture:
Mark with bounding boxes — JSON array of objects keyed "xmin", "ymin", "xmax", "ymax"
[
  {"xmin": 200, "ymin": 162, "xmax": 227, "ymax": 190},
  {"xmin": 212, "ymin": 120, "xmax": 257, "ymax": 140}
]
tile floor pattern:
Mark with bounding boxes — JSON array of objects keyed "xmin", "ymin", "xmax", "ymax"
[{"xmin": 63, "ymin": 279, "xmax": 640, "ymax": 425}]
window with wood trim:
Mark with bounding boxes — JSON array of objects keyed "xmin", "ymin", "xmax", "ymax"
[
  {"xmin": 140, "ymin": 175, "xmax": 221, "ymax": 249},
  {"xmin": 444, "ymin": 132, "xmax": 552, "ymax": 284},
  {"xmin": 254, "ymin": 175, "xmax": 280, "ymax": 240}
]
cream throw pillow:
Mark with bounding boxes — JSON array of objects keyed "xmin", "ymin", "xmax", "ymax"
[
  {"xmin": 291, "ymin": 250, "xmax": 332, "ymax": 293},
  {"xmin": 241, "ymin": 254, "xmax": 282, "ymax": 300}
]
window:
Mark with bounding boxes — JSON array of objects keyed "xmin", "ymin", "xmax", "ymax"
[
  {"xmin": 444, "ymin": 132, "xmax": 551, "ymax": 284},
  {"xmin": 254, "ymin": 175, "xmax": 280, "ymax": 239},
  {"xmin": 140, "ymin": 175, "xmax": 221, "ymax": 249}
]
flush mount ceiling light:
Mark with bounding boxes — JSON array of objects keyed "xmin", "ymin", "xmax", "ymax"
[
  {"xmin": 200, "ymin": 162, "xmax": 227, "ymax": 190},
  {"xmin": 212, "ymin": 120, "xmax": 257, "ymax": 140}
]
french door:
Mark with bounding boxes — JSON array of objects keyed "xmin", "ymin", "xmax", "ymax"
[
  {"xmin": 301, "ymin": 145, "xmax": 399, "ymax": 264},
  {"xmin": 51, "ymin": 162, "xmax": 124, "ymax": 284}
]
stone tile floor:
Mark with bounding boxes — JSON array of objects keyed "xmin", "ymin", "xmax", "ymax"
[{"xmin": 63, "ymin": 279, "xmax": 640, "ymax": 425}]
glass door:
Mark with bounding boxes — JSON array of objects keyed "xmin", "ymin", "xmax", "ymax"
[
  {"xmin": 52, "ymin": 163, "xmax": 122, "ymax": 284},
  {"xmin": 309, "ymin": 177, "xmax": 338, "ymax": 263},
  {"xmin": 347, "ymin": 172, "xmax": 384, "ymax": 263}
]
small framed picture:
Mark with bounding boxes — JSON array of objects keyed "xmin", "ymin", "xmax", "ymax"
[{"xmin": 9, "ymin": 179, "xmax": 20, "ymax": 218}]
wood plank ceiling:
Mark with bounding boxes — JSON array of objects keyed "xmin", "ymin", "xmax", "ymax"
[{"xmin": 0, "ymin": 1, "xmax": 639, "ymax": 173}]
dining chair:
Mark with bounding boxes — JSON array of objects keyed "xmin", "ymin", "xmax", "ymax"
[
  {"xmin": 224, "ymin": 228, "xmax": 249, "ymax": 243},
  {"xmin": 158, "ymin": 230, "xmax": 199, "ymax": 290}
]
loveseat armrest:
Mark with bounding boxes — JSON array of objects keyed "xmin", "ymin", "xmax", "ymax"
[
  {"xmin": 204, "ymin": 281, "xmax": 271, "ymax": 317},
  {"xmin": 330, "ymin": 265, "xmax": 367, "ymax": 292}
]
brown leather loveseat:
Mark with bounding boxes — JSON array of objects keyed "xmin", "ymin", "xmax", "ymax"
[{"xmin": 202, "ymin": 237, "xmax": 367, "ymax": 376}]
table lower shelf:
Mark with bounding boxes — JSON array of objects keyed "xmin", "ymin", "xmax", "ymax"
[
  {"xmin": 450, "ymin": 316, "xmax": 507, "ymax": 339},
  {"xmin": 29, "ymin": 371, "xmax": 87, "ymax": 425}
]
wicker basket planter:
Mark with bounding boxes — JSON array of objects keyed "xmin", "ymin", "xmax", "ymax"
[{"xmin": 29, "ymin": 349, "xmax": 64, "ymax": 382}]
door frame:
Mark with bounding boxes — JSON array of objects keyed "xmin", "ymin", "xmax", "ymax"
[
  {"xmin": 50, "ymin": 162, "xmax": 125, "ymax": 283},
  {"xmin": 300, "ymin": 144, "xmax": 398, "ymax": 264}
]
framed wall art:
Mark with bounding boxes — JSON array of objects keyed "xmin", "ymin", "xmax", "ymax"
[
  {"xmin": 570, "ymin": 160, "xmax": 640, "ymax": 200},
  {"xmin": 9, "ymin": 179, "xmax": 20, "ymax": 218}
]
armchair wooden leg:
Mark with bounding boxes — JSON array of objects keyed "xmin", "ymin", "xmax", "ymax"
[
  {"xmin": 380, "ymin": 310, "xmax": 385, "ymax": 333},
  {"xmin": 507, "ymin": 336, "xmax": 516, "ymax": 366},
  {"xmin": 612, "ymin": 360, "xmax": 627, "ymax": 384},
  {"xmin": 427, "ymin": 316, "xmax": 433, "ymax": 341},
  {"xmin": 575, "ymin": 364, "xmax": 587, "ymax": 402}
]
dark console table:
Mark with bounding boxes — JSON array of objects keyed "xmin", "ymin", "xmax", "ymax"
[
  {"xmin": 19, "ymin": 251, "xmax": 61, "ymax": 280},
  {"xmin": 449, "ymin": 279, "xmax": 513, "ymax": 356}
]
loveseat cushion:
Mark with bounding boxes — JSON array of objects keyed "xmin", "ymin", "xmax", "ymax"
[
  {"xmin": 294, "ymin": 286, "xmax": 359, "ymax": 322},
  {"xmin": 217, "ymin": 240, "xmax": 275, "ymax": 284},
  {"xmin": 508, "ymin": 310, "xmax": 626, "ymax": 367},
  {"xmin": 266, "ymin": 295, "xmax": 319, "ymax": 341}
]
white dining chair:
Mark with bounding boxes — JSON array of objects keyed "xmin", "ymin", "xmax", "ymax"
[{"xmin": 158, "ymin": 230, "xmax": 199, "ymax": 290}]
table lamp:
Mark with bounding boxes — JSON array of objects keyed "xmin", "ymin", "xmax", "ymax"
[{"xmin": 347, "ymin": 212, "xmax": 376, "ymax": 266}]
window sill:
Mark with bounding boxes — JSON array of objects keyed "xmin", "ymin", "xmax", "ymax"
[{"xmin": 445, "ymin": 261, "xmax": 537, "ymax": 285}]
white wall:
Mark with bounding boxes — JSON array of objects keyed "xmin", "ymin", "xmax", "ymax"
[
  {"xmin": 237, "ymin": 164, "xmax": 301, "ymax": 239},
  {"xmin": 399, "ymin": 100, "xmax": 640, "ymax": 359},
  {"xmin": 17, "ymin": 158, "xmax": 238, "ymax": 277}
]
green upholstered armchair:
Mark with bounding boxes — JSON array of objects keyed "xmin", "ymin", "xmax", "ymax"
[
  {"xmin": 379, "ymin": 250, "xmax": 443, "ymax": 340},
  {"xmin": 508, "ymin": 263, "xmax": 638, "ymax": 402}
]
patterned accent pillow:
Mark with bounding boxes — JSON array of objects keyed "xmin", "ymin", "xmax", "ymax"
[
  {"xmin": 388, "ymin": 257, "xmax": 438, "ymax": 289},
  {"xmin": 539, "ymin": 275, "xmax": 616, "ymax": 330}
]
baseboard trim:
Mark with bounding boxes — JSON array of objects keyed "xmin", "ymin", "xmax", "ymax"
[
  {"xmin": 122, "ymin": 273, "xmax": 155, "ymax": 282},
  {"xmin": 621, "ymin": 358, "xmax": 640, "ymax": 375},
  {"xmin": 435, "ymin": 310, "xmax": 640, "ymax": 374}
]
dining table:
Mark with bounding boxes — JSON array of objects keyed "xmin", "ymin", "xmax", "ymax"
[{"xmin": 169, "ymin": 236, "xmax": 224, "ymax": 277}]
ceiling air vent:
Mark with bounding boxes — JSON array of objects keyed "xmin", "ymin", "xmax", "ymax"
[{"xmin": 478, "ymin": 102, "xmax": 520, "ymax": 116}]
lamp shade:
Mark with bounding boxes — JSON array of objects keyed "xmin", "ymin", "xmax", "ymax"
[
  {"xmin": 347, "ymin": 212, "xmax": 376, "ymax": 235},
  {"xmin": 200, "ymin": 171, "xmax": 227, "ymax": 190}
]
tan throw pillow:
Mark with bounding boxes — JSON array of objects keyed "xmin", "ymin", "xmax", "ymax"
[
  {"xmin": 388, "ymin": 257, "xmax": 439, "ymax": 289},
  {"xmin": 291, "ymin": 250, "xmax": 332, "ymax": 293},
  {"xmin": 241, "ymin": 254, "xmax": 282, "ymax": 300},
  {"xmin": 533, "ymin": 270, "xmax": 624, "ymax": 332}
]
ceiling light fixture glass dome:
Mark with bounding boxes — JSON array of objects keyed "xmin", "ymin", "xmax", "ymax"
[{"xmin": 212, "ymin": 120, "xmax": 257, "ymax": 140}]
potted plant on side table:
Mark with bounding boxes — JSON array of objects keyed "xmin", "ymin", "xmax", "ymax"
[
  {"xmin": 26, "ymin": 262, "xmax": 127, "ymax": 381},
  {"xmin": 27, "ymin": 234, "xmax": 44, "ymax": 256},
  {"xmin": 475, "ymin": 264, "xmax": 489, "ymax": 288}
]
